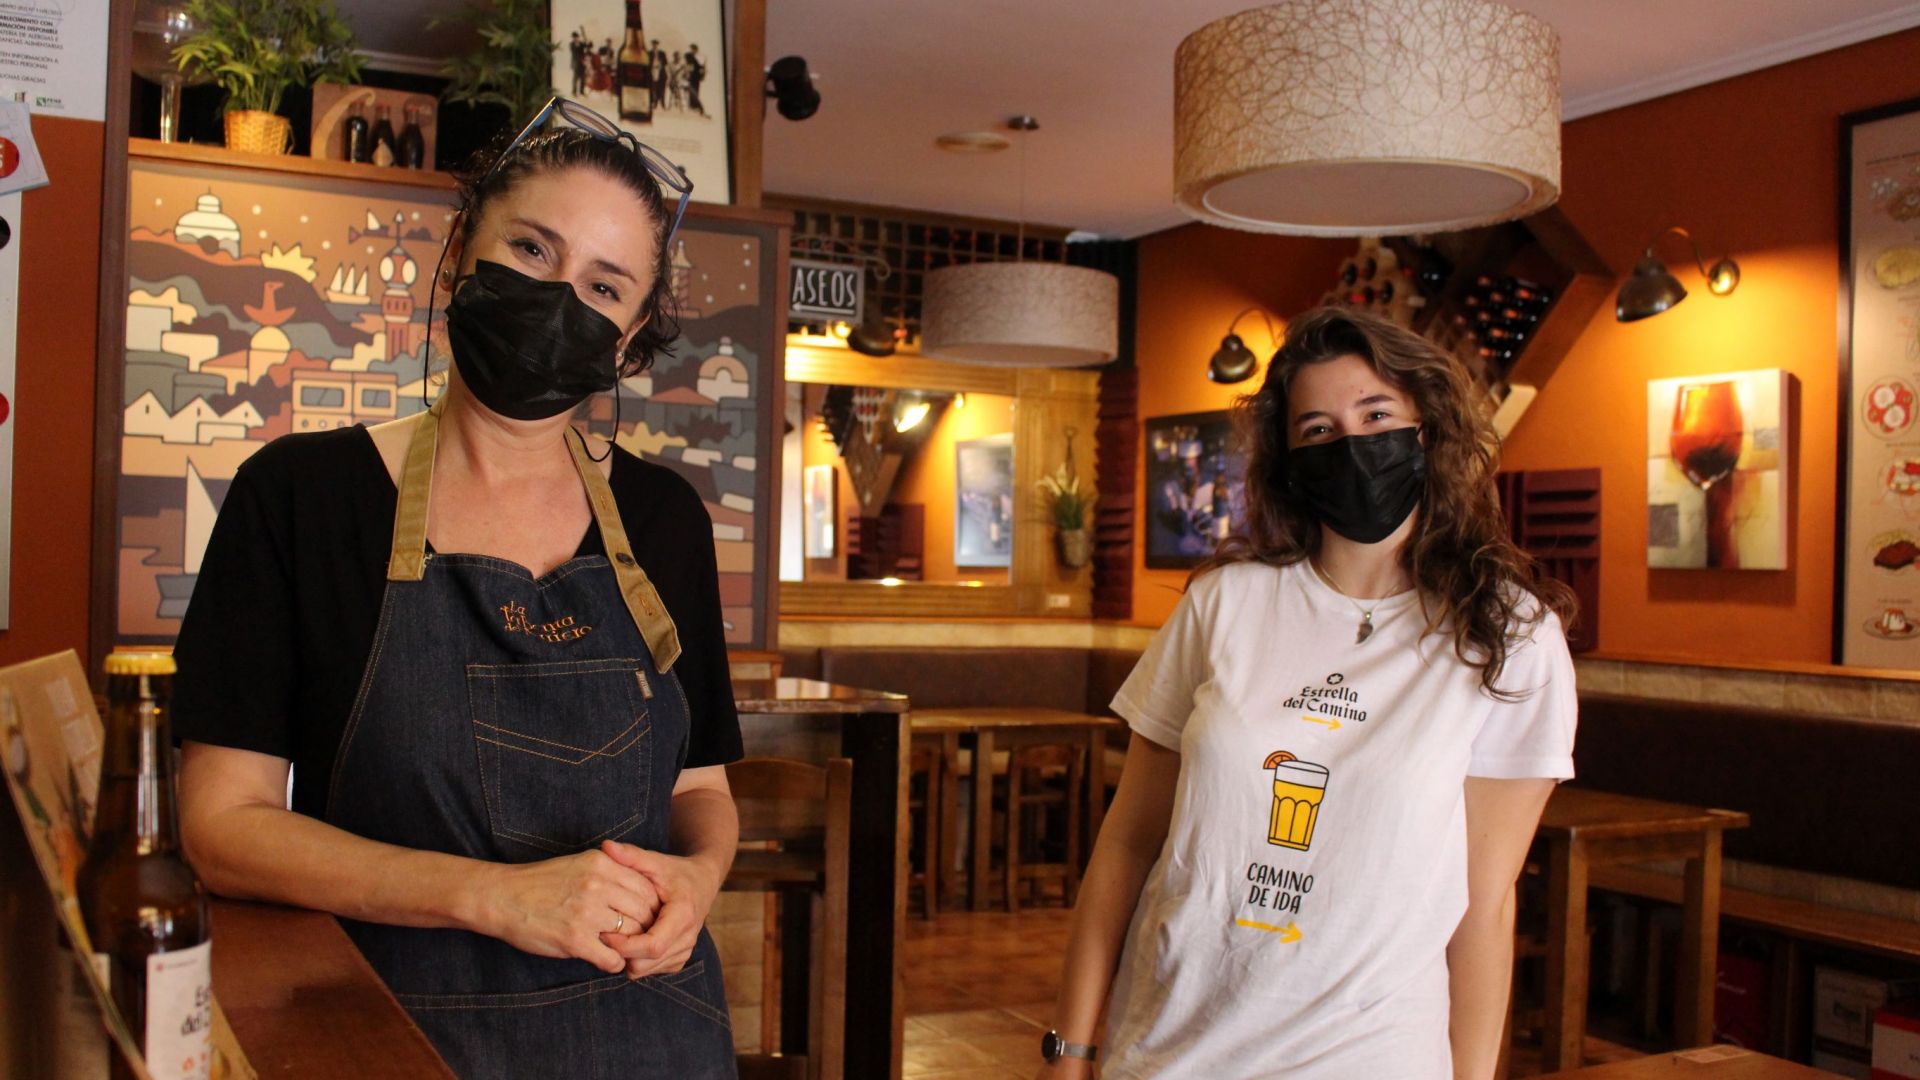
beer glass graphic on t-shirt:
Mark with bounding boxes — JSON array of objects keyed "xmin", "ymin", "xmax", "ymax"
[{"xmin": 1263, "ymin": 750, "xmax": 1330, "ymax": 851}]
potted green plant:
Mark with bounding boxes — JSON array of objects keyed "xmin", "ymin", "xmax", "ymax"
[
  {"xmin": 435, "ymin": 0, "xmax": 558, "ymax": 133},
  {"xmin": 174, "ymin": 0, "xmax": 364, "ymax": 155},
  {"xmin": 1037, "ymin": 460, "xmax": 1095, "ymax": 569}
]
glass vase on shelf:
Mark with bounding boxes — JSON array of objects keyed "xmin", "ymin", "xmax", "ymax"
[
  {"xmin": 130, "ymin": 0, "xmax": 205, "ymax": 143},
  {"xmin": 1668, "ymin": 380, "xmax": 1745, "ymax": 568}
]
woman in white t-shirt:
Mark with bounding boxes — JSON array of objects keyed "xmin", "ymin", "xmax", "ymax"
[{"xmin": 1035, "ymin": 307, "xmax": 1578, "ymax": 1080}]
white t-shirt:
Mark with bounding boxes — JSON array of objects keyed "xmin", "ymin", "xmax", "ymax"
[{"xmin": 1103, "ymin": 560, "xmax": 1577, "ymax": 1078}]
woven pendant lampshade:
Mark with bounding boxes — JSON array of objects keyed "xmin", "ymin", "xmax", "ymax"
[
  {"xmin": 1174, "ymin": 0, "xmax": 1562, "ymax": 236},
  {"xmin": 921, "ymin": 262, "xmax": 1120, "ymax": 368}
]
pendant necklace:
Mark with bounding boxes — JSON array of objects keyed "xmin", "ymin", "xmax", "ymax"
[{"xmin": 1309, "ymin": 557, "xmax": 1408, "ymax": 645}]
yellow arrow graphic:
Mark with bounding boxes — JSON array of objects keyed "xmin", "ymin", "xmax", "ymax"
[
  {"xmin": 1234, "ymin": 918, "xmax": 1304, "ymax": 943},
  {"xmin": 1301, "ymin": 715, "xmax": 1340, "ymax": 732}
]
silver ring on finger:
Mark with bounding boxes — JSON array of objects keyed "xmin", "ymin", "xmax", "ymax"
[{"xmin": 612, "ymin": 911, "xmax": 625, "ymax": 935}]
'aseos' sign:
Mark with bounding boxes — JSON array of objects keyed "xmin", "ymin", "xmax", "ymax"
[{"xmin": 789, "ymin": 258, "xmax": 864, "ymax": 322}]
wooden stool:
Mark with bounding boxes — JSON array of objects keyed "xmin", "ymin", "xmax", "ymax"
[
  {"xmin": 907, "ymin": 738, "xmax": 944, "ymax": 920},
  {"xmin": 1004, "ymin": 742, "xmax": 1085, "ymax": 913},
  {"xmin": 725, "ymin": 757, "xmax": 853, "ymax": 1080}
]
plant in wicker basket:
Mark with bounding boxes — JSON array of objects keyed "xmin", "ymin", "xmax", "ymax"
[
  {"xmin": 435, "ymin": 0, "xmax": 559, "ymax": 133},
  {"xmin": 174, "ymin": 0, "xmax": 364, "ymax": 155},
  {"xmin": 1037, "ymin": 460, "xmax": 1094, "ymax": 570}
]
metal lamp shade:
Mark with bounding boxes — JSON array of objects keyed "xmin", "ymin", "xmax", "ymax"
[
  {"xmin": 1208, "ymin": 334, "xmax": 1259, "ymax": 384},
  {"xmin": 920, "ymin": 262, "xmax": 1120, "ymax": 368},
  {"xmin": 1173, "ymin": 0, "xmax": 1562, "ymax": 236},
  {"xmin": 1616, "ymin": 255, "xmax": 1688, "ymax": 322}
]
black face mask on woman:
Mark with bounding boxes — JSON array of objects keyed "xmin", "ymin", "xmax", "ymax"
[
  {"xmin": 445, "ymin": 259, "xmax": 624, "ymax": 421},
  {"xmin": 1287, "ymin": 426, "xmax": 1427, "ymax": 544}
]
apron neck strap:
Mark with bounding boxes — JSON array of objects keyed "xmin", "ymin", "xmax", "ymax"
[
  {"xmin": 384, "ymin": 406, "xmax": 683, "ymax": 673},
  {"xmin": 566, "ymin": 427, "xmax": 682, "ymax": 672}
]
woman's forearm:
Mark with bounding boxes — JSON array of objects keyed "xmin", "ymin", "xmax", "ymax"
[
  {"xmin": 1446, "ymin": 887, "xmax": 1517, "ymax": 1080},
  {"xmin": 1048, "ymin": 820, "xmax": 1161, "ymax": 1051},
  {"xmin": 665, "ymin": 785, "xmax": 739, "ymax": 887},
  {"xmin": 183, "ymin": 800, "xmax": 498, "ymax": 931}
]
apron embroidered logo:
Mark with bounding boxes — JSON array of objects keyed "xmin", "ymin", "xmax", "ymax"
[{"xmin": 499, "ymin": 601, "xmax": 594, "ymax": 643}]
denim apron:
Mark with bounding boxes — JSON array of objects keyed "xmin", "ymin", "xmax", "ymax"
[{"xmin": 323, "ymin": 405, "xmax": 736, "ymax": 1079}]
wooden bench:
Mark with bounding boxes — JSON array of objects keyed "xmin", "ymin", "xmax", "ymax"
[{"xmin": 1590, "ymin": 864, "xmax": 1920, "ymax": 966}]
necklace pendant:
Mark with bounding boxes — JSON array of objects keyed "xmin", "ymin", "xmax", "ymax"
[{"xmin": 1356, "ymin": 613, "xmax": 1374, "ymax": 645}]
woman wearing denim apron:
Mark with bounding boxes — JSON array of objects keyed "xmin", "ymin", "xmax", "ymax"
[{"xmin": 171, "ymin": 100, "xmax": 741, "ymax": 1078}]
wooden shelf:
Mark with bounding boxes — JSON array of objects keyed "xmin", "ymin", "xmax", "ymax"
[{"xmin": 129, "ymin": 137, "xmax": 459, "ymax": 191}]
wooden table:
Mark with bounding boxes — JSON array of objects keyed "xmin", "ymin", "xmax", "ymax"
[
  {"xmin": 1537, "ymin": 1045, "xmax": 1844, "ymax": 1078},
  {"xmin": 1536, "ymin": 788, "xmax": 1751, "ymax": 1072},
  {"xmin": 910, "ymin": 707, "xmax": 1126, "ymax": 912},
  {"xmin": 734, "ymin": 678, "xmax": 910, "ymax": 1080},
  {"xmin": 211, "ymin": 899, "xmax": 455, "ymax": 1078}
]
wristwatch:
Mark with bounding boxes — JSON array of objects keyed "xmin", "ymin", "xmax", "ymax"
[{"xmin": 1041, "ymin": 1030, "xmax": 1098, "ymax": 1063}]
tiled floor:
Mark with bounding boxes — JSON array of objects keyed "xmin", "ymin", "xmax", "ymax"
[
  {"xmin": 897, "ymin": 904, "xmax": 1641, "ymax": 1078},
  {"xmin": 901, "ymin": 907, "xmax": 1072, "ymax": 1078}
]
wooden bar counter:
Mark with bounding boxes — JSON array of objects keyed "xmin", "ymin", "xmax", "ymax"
[{"xmin": 210, "ymin": 899, "xmax": 455, "ymax": 1077}]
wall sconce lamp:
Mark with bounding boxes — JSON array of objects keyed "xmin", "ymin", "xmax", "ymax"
[
  {"xmin": 765, "ymin": 56, "xmax": 820, "ymax": 121},
  {"xmin": 1616, "ymin": 227, "xmax": 1741, "ymax": 322},
  {"xmin": 1208, "ymin": 307, "xmax": 1279, "ymax": 384}
]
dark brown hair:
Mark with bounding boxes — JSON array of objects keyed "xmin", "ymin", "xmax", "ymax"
[
  {"xmin": 1198, "ymin": 306, "xmax": 1576, "ymax": 698},
  {"xmin": 448, "ymin": 127, "xmax": 679, "ymax": 375}
]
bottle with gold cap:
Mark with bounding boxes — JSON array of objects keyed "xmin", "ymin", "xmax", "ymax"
[{"xmin": 78, "ymin": 651, "xmax": 211, "ymax": 1080}]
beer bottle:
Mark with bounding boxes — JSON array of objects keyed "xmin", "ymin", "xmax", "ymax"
[
  {"xmin": 78, "ymin": 652, "xmax": 212, "ymax": 1080},
  {"xmin": 618, "ymin": 1, "xmax": 652, "ymax": 123}
]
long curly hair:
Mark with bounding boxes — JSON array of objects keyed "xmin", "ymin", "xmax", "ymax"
[{"xmin": 1197, "ymin": 306, "xmax": 1576, "ymax": 698}]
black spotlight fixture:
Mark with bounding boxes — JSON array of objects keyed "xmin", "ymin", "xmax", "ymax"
[
  {"xmin": 765, "ymin": 56, "xmax": 819, "ymax": 121},
  {"xmin": 1616, "ymin": 226, "xmax": 1741, "ymax": 322},
  {"xmin": 1208, "ymin": 307, "xmax": 1278, "ymax": 384},
  {"xmin": 846, "ymin": 309, "xmax": 898, "ymax": 357}
]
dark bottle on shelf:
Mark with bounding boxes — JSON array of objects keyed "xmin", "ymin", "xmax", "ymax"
[
  {"xmin": 370, "ymin": 104, "xmax": 398, "ymax": 168},
  {"xmin": 618, "ymin": 0, "xmax": 652, "ymax": 122},
  {"xmin": 342, "ymin": 100, "xmax": 370, "ymax": 163},
  {"xmin": 396, "ymin": 103, "xmax": 426, "ymax": 169},
  {"xmin": 78, "ymin": 652, "xmax": 212, "ymax": 1080}
]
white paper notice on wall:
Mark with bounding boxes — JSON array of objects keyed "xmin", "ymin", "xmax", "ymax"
[
  {"xmin": 0, "ymin": 0, "xmax": 110, "ymax": 121},
  {"xmin": 0, "ymin": 101, "xmax": 49, "ymax": 195},
  {"xmin": 0, "ymin": 191, "xmax": 16, "ymax": 629}
]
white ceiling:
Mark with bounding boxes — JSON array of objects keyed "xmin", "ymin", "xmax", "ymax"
[
  {"xmin": 759, "ymin": 0, "xmax": 1920, "ymax": 237},
  {"xmin": 348, "ymin": 1, "xmax": 1920, "ymax": 238}
]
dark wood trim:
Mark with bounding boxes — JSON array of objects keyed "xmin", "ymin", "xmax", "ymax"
[
  {"xmin": 728, "ymin": 0, "xmax": 766, "ymax": 208},
  {"xmin": 88, "ymin": 0, "xmax": 135, "ymax": 679},
  {"xmin": 763, "ymin": 214, "xmax": 790, "ymax": 651},
  {"xmin": 1834, "ymin": 94, "xmax": 1920, "ymax": 665},
  {"xmin": 681, "ymin": 200, "xmax": 787, "ymax": 227}
]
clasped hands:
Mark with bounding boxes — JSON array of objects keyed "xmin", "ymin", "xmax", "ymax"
[{"xmin": 481, "ymin": 839, "xmax": 721, "ymax": 980}]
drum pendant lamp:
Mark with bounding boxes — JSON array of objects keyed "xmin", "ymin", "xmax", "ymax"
[
  {"xmin": 921, "ymin": 117, "xmax": 1120, "ymax": 368},
  {"xmin": 1173, "ymin": 0, "xmax": 1563, "ymax": 236}
]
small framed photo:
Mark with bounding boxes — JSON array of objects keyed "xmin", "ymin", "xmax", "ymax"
[
  {"xmin": 804, "ymin": 464, "xmax": 836, "ymax": 558},
  {"xmin": 955, "ymin": 434, "xmax": 1014, "ymax": 568},
  {"xmin": 1144, "ymin": 410, "xmax": 1247, "ymax": 570}
]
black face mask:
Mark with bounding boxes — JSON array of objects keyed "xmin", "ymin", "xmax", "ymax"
[
  {"xmin": 1287, "ymin": 426, "xmax": 1427, "ymax": 544},
  {"xmin": 445, "ymin": 259, "xmax": 624, "ymax": 421}
]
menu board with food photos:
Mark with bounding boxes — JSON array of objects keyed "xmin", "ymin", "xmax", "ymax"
[{"xmin": 1840, "ymin": 97, "xmax": 1920, "ymax": 666}]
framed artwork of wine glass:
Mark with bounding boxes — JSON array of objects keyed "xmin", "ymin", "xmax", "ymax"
[
  {"xmin": 548, "ymin": 0, "xmax": 733, "ymax": 206},
  {"xmin": 1646, "ymin": 369, "xmax": 1792, "ymax": 571},
  {"xmin": 1838, "ymin": 95, "xmax": 1920, "ymax": 667}
]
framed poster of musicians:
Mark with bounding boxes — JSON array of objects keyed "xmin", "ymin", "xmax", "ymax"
[{"xmin": 550, "ymin": 0, "xmax": 733, "ymax": 205}]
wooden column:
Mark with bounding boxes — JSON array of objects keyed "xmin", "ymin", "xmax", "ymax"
[{"xmin": 729, "ymin": 0, "xmax": 767, "ymax": 207}]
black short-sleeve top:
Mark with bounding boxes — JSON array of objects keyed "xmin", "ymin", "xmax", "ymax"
[{"xmin": 172, "ymin": 426, "xmax": 745, "ymax": 819}]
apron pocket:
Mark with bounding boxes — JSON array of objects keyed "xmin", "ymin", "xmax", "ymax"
[
  {"xmin": 469, "ymin": 658, "xmax": 653, "ymax": 857},
  {"xmin": 630, "ymin": 959, "xmax": 732, "ymax": 1032}
]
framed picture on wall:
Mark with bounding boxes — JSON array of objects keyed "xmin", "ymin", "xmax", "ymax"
[
  {"xmin": 1646, "ymin": 369, "xmax": 1792, "ymax": 571},
  {"xmin": 549, "ymin": 0, "xmax": 733, "ymax": 206},
  {"xmin": 1838, "ymin": 95, "xmax": 1920, "ymax": 666},
  {"xmin": 1144, "ymin": 410, "xmax": 1247, "ymax": 570},
  {"xmin": 955, "ymin": 433, "xmax": 1014, "ymax": 568},
  {"xmin": 804, "ymin": 464, "xmax": 836, "ymax": 558}
]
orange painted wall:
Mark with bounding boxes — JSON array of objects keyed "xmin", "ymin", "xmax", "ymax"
[
  {"xmin": 889, "ymin": 394, "xmax": 1015, "ymax": 584},
  {"xmin": 1131, "ymin": 225, "xmax": 1351, "ymax": 625},
  {"xmin": 0, "ymin": 116, "xmax": 105, "ymax": 669},
  {"xmin": 1129, "ymin": 28, "xmax": 1920, "ymax": 664}
]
